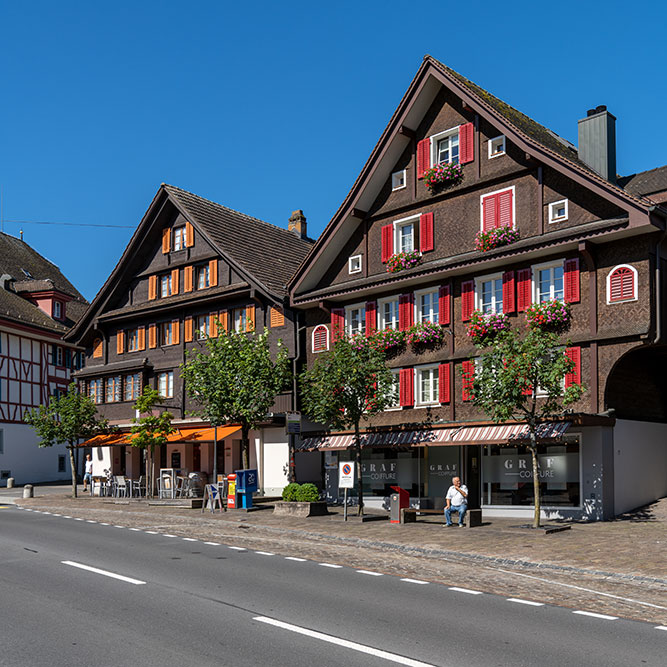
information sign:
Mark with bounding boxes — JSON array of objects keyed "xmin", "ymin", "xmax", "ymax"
[
  {"xmin": 338, "ymin": 461, "xmax": 355, "ymax": 489},
  {"xmin": 286, "ymin": 412, "xmax": 301, "ymax": 434}
]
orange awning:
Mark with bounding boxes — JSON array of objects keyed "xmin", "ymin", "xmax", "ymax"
[
  {"xmin": 167, "ymin": 425, "xmax": 241, "ymax": 443},
  {"xmin": 79, "ymin": 433, "xmax": 133, "ymax": 447}
]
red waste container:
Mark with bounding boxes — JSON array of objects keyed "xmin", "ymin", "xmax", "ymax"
[
  {"xmin": 227, "ymin": 473, "xmax": 237, "ymax": 509},
  {"xmin": 389, "ymin": 486, "xmax": 410, "ymax": 523}
]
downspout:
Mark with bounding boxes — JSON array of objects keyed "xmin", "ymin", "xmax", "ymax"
[
  {"xmin": 578, "ymin": 241, "xmax": 598, "ymax": 412},
  {"xmin": 649, "ymin": 206, "xmax": 667, "ymax": 344}
]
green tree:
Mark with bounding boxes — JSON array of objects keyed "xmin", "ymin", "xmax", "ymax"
[
  {"xmin": 180, "ymin": 327, "xmax": 291, "ymax": 472},
  {"xmin": 299, "ymin": 335, "xmax": 395, "ymax": 516},
  {"xmin": 24, "ymin": 382, "xmax": 110, "ymax": 498},
  {"xmin": 469, "ymin": 327, "xmax": 584, "ymax": 528},
  {"xmin": 130, "ymin": 387, "xmax": 175, "ymax": 497}
]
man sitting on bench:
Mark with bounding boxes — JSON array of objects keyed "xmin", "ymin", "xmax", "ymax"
[{"xmin": 445, "ymin": 477, "xmax": 468, "ymax": 527}]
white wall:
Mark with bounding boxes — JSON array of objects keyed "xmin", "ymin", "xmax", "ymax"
[{"xmin": 613, "ymin": 419, "xmax": 667, "ymax": 515}]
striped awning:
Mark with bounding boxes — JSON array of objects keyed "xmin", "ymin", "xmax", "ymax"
[{"xmin": 298, "ymin": 422, "xmax": 570, "ymax": 451}]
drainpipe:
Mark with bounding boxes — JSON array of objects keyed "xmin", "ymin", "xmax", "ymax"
[{"xmin": 650, "ymin": 207, "xmax": 667, "ymax": 344}]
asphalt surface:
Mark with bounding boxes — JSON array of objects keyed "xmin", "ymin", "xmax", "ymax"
[{"xmin": 1, "ymin": 504, "xmax": 664, "ymax": 667}]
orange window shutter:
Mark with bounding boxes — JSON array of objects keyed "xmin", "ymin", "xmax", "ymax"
[
  {"xmin": 220, "ymin": 309, "xmax": 229, "ymax": 333},
  {"xmin": 209, "ymin": 313, "xmax": 218, "ymax": 338},
  {"xmin": 93, "ymin": 338, "xmax": 103, "ymax": 358},
  {"xmin": 184, "ymin": 317, "xmax": 193, "ymax": 342},
  {"xmin": 138, "ymin": 326, "xmax": 146, "ymax": 350},
  {"xmin": 185, "ymin": 222, "xmax": 194, "ymax": 247},
  {"xmin": 149, "ymin": 324, "xmax": 157, "ymax": 349},
  {"xmin": 171, "ymin": 268, "xmax": 179, "ymax": 295},
  {"xmin": 117, "ymin": 331, "xmax": 125, "ymax": 355},
  {"xmin": 270, "ymin": 306, "xmax": 285, "ymax": 327},
  {"xmin": 246, "ymin": 305, "xmax": 256, "ymax": 331},
  {"xmin": 162, "ymin": 228, "xmax": 171, "ymax": 254},
  {"xmin": 184, "ymin": 266, "xmax": 193, "ymax": 292},
  {"xmin": 172, "ymin": 319, "xmax": 180, "ymax": 345},
  {"xmin": 148, "ymin": 275, "xmax": 157, "ymax": 300},
  {"xmin": 209, "ymin": 259, "xmax": 218, "ymax": 287}
]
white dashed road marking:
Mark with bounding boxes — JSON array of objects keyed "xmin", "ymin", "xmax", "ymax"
[
  {"xmin": 319, "ymin": 563, "xmax": 342, "ymax": 569},
  {"xmin": 62, "ymin": 561, "xmax": 146, "ymax": 585},
  {"xmin": 401, "ymin": 578, "xmax": 429, "ymax": 585},
  {"xmin": 285, "ymin": 557, "xmax": 306, "ymax": 562},
  {"xmin": 449, "ymin": 587, "xmax": 483, "ymax": 595},
  {"xmin": 573, "ymin": 611, "xmax": 618, "ymax": 620},
  {"xmin": 357, "ymin": 570, "xmax": 383, "ymax": 576},
  {"xmin": 204, "ymin": 541, "xmax": 220, "ymax": 546},
  {"xmin": 145, "ymin": 531, "xmax": 158, "ymax": 534},
  {"xmin": 507, "ymin": 598, "xmax": 544, "ymax": 606},
  {"xmin": 182, "ymin": 538, "xmax": 198, "ymax": 542},
  {"xmin": 228, "ymin": 546, "xmax": 246, "ymax": 551},
  {"xmin": 255, "ymin": 551, "xmax": 274, "ymax": 556}
]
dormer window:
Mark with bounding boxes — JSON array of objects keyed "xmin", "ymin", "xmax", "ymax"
[{"xmin": 53, "ymin": 301, "xmax": 62, "ymax": 320}]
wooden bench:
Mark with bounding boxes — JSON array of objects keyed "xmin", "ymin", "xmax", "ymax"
[{"xmin": 401, "ymin": 507, "xmax": 482, "ymax": 527}]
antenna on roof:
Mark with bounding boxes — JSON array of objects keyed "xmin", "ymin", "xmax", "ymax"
[{"xmin": 20, "ymin": 229, "xmax": 23, "ymax": 241}]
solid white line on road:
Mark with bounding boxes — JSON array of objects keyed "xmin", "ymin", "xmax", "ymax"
[
  {"xmin": 573, "ymin": 611, "xmax": 618, "ymax": 620},
  {"xmin": 655, "ymin": 626, "xmax": 667, "ymax": 631},
  {"xmin": 401, "ymin": 578, "xmax": 429, "ymax": 585},
  {"xmin": 256, "ymin": 551, "xmax": 275, "ymax": 556},
  {"xmin": 507, "ymin": 598, "xmax": 544, "ymax": 606},
  {"xmin": 62, "ymin": 561, "xmax": 146, "ymax": 585},
  {"xmin": 228, "ymin": 546, "xmax": 246, "ymax": 551},
  {"xmin": 204, "ymin": 542, "xmax": 220, "ymax": 546},
  {"xmin": 254, "ymin": 616, "xmax": 436, "ymax": 667},
  {"xmin": 145, "ymin": 530, "xmax": 158, "ymax": 534},
  {"xmin": 319, "ymin": 563, "xmax": 342, "ymax": 568},
  {"xmin": 449, "ymin": 587, "xmax": 483, "ymax": 595},
  {"xmin": 285, "ymin": 557, "xmax": 307, "ymax": 562},
  {"xmin": 182, "ymin": 537, "xmax": 198, "ymax": 542},
  {"xmin": 357, "ymin": 570, "xmax": 383, "ymax": 576}
]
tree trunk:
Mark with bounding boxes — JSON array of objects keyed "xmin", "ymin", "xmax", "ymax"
[
  {"xmin": 68, "ymin": 444, "xmax": 78, "ymax": 498},
  {"xmin": 241, "ymin": 423, "xmax": 250, "ymax": 470},
  {"xmin": 354, "ymin": 422, "xmax": 364, "ymax": 517},
  {"xmin": 530, "ymin": 429, "xmax": 541, "ymax": 529}
]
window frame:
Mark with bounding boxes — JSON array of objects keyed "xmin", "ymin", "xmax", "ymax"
[
  {"xmin": 415, "ymin": 364, "xmax": 440, "ymax": 407},
  {"xmin": 348, "ymin": 254, "xmax": 362, "ymax": 275},
  {"xmin": 391, "ymin": 169, "xmax": 407, "ymax": 191},
  {"xmin": 532, "ymin": 260, "xmax": 565, "ymax": 305},
  {"xmin": 393, "ymin": 214, "xmax": 419, "ymax": 254},
  {"xmin": 606, "ymin": 264, "xmax": 638, "ymax": 304},
  {"xmin": 124, "ymin": 373, "xmax": 141, "ymax": 402},
  {"xmin": 232, "ymin": 308, "xmax": 247, "ymax": 333},
  {"xmin": 157, "ymin": 371, "xmax": 174, "ymax": 399},
  {"xmin": 159, "ymin": 273, "xmax": 172, "ymax": 298},
  {"xmin": 479, "ymin": 185, "xmax": 516, "ymax": 232},
  {"xmin": 53, "ymin": 301, "xmax": 62, "ymax": 319},
  {"xmin": 378, "ymin": 295, "xmax": 400, "ymax": 330},
  {"xmin": 414, "ymin": 287, "xmax": 439, "ymax": 324},
  {"xmin": 475, "ymin": 272, "xmax": 504, "ymax": 315},
  {"xmin": 173, "ymin": 226, "xmax": 186, "ymax": 251},
  {"xmin": 160, "ymin": 321, "xmax": 173, "ymax": 346},
  {"xmin": 385, "ymin": 369, "xmax": 402, "ymax": 411},
  {"xmin": 488, "ymin": 135, "xmax": 506, "ymax": 159},
  {"xmin": 345, "ymin": 302, "xmax": 366, "ymax": 337},
  {"xmin": 430, "ymin": 126, "xmax": 460, "ymax": 167},
  {"xmin": 196, "ymin": 264, "xmax": 210, "ymax": 290},
  {"xmin": 548, "ymin": 199, "xmax": 569, "ymax": 224},
  {"xmin": 127, "ymin": 328, "xmax": 139, "ymax": 352}
]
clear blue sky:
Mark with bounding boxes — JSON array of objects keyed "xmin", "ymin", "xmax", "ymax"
[{"xmin": 2, "ymin": 1, "xmax": 665, "ymax": 302}]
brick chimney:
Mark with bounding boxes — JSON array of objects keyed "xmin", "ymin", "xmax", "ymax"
[
  {"xmin": 578, "ymin": 105, "xmax": 617, "ymax": 183},
  {"xmin": 288, "ymin": 210, "xmax": 308, "ymax": 239}
]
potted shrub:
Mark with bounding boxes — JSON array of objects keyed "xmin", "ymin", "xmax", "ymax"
[
  {"xmin": 386, "ymin": 250, "xmax": 421, "ymax": 273},
  {"xmin": 525, "ymin": 300, "xmax": 571, "ymax": 333},
  {"xmin": 466, "ymin": 310, "xmax": 510, "ymax": 346},
  {"xmin": 273, "ymin": 482, "xmax": 328, "ymax": 517},
  {"xmin": 424, "ymin": 162, "xmax": 464, "ymax": 192},
  {"xmin": 475, "ymin": 226, "xmax": 520, "ymax": 252}
]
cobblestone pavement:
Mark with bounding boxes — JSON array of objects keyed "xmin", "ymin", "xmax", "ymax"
[{"xmin": 8, "ymin": 493, "xmax": 667, "ymax": 625}]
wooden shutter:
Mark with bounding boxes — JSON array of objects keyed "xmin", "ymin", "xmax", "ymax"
[
  {"xmin": 246, "ymin": 305, "xmax": 255, "ymax": 331},
  {"xmin": 148, "ymin": 324, "xmax": 157, "ymax": 349},
  {"xmin": 398, "ymin": 293, "xmax": 414, "ymax": 331},
  {"xmin": 331, "ymin": 308, "xmax": 345, "ymax": 342},
  {"xmin": 498, "ymin": 189, "xmax": 513, "ymax": 228},
  {"xmin": 148, "ymin": 275, "xmax": 157, "ymax": 300},
  {"xmin": 502, "ymin": 270, "xmax": 516, "ymax": 314},
  {"xmin": 517, "ymin": 268, "xmax": 532, "ymax": 312},
  {"xmin": 419, "ymin": 212, "xmax": 434, "ymax": 253},
  {"xmin": 93, "ymin": 338, "xmax": 103, "ymax": 358},
  {"xmin": 482, "ymin": 193, "xmax": 497, "ymax": 232},
  {"xmin": 313, "ymin": 325, "xmax": 328, "ymax": 352},
  {"xmin": 564, "ymin": 347, "xmax": 581, "ymax": 387},
  {"xmin": 438, "ymin": 284, "xmax": 451, "ymax": 325},
  {"xmin": 459, "ymin": 122, "xmax": 475, "ymax": 164},
  {"xmin": 564, "ymin": 258, "xmax": 580, "ymax": 303},
  {"xmin": 461, "ymin": 280, "xmax": 475, "ymax": 321},
  {"xmin": 365, "ymin": 301, "xmax": 377, "ymax": 337},
  {"xmin": 162, "ymin": 228, "xmax": 171, "ymax": 254},
  {"xmin": 116, "ymin": 331, "xmax": 125, "ymax": 355},
  {"xmin": 209, "ymin": 312, "xmax": 219, "ymax": 338},
  {"xmin": 416, "ymin": 138, "xmax": 431, "ymax": 179},
  {"xmin": 138, "ymin": 326, "xmax": 146, "ymax": 351},
  {"xmin": 171, "ymin": 268, "xmax": 179, "ymax": 295},
  {"xmin": 209, "ymin": 259, "xmax": 218, "ymax": 287},
  {"xmin": 270, "ymin": 306, "xmax": 285, "ymax": 327},
  {"xmin": 381, "ymin": 224, "xmax": 393, "ymax": 263},
  {"xmin": 609, "ymin": 267, "xmax": 635, "ymax": 302},
  {"xmin": 219, "ymin": 310, "xmax": 229, "ymax": 333},
  {"xmin": 439, "ymin": 363, "xmax": 450, "ymax": 404},
  {"xmin": 184, "ymin": 266, "xmax": 193, "ymax": 292},
  {"xmin": 185, "ymin": 221, "xmax": 194, "ymax": 247},
  {"xmin": 399, "ymin": 368, "xmax": 414, "ymax": 407},
  {"xmin": 462, "ymin": 360, "xmax": 475, "ymax": 401}
]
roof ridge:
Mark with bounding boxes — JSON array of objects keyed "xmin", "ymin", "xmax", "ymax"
[{"xmin": 620, "ymin": 163, "xmax": 667, "ymax": 180}]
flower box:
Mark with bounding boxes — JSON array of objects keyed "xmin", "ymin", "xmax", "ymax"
[
  {"xmin": 475, "ymin": 226, "xmax": 520, "ymax": 252},
  {"xmin": 525, "ymin": 300, "xmax": 571, "ymax": 333},
  {"xmin": 424, "ymin": 162, "xmax": 464, "ymax": 192},
  {"xmin": 386, "ymin": 251, "xmax": 421, "ymax": 273},
  {"xmin": 466, "ymin": 311, "xmax": 510, "ymax": 346},
  {"xmin": 406, "ymin": 321, "xmax": 447, "ymax": 348},
  {"xmin": 369, "ymin": 328, "xmax": 406, "ymax": 355}
]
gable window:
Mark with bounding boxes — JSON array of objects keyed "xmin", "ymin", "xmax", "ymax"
[
  {"xmin": 312, "ymin": 325, "xmax": 329, "ymax": 353},
  {"xmin": 124, "ymin": 373, "xmax": 141, "ymax": 401},
  {"xmin": 415, "ymin": 289, "xmax": 439, "ymax": 324},
  {"xmin": 392, "ymin": 170, "xmax": 406, "ymax": 191},
  {"xmin": 158, "ymin": 371, "xmax": 174, "ymax": 399},
  {"xmin": 393, "ymin": 215, "xmax": 418, "ymax": 254},
  {"xmin": 53, "ymin": 301, "xmax": 62, "ymax": 319},
  {"xmin": 88, "ymin": 378, "xmax": 103, "ymax": 404},
  {"xmin": 416, "ymin": 365, "xmax": 439, "ymax": 406},
  {"xmin": 431, "ymin": 127, "xmax": 459, "ymax": 166},
  {"xmin": 105, "ymin": 376, "xmax": 121, "ymax": 403},
  {"xmin": 548, "ymin": 199, "xmax": 569, "ymax": 223},
  {"xmin": 348, "ymin": 255, "xmax": 362, "ymax": 274},
  {"xmin": 488, "ymin": 135, "xmax": 506, "ymax": 159},
  {"xmin": 196, "ymin": 265, "xmax": 210, "ymax": 290},
  {"xmin": 476, "ymin": 274, "xmax": 504, "ymax": 314},
  {"xmin": 607, "ymin": 265, "xmax": 637, "ymax": 303},
  {"xmin": 160, "ymin": 273, "xmax": 172, "ymax": 298},
  {"xmin": 480, "ymin": 186, "xmax": 515, "ymax": 232},
  {"xmin": 379, "ymin": 297, "xmax": 399, "ymax": 330},
  {"xmin": 173, "ymin": 226, "xmax": 186, "ymax": 251},
  {"xmin": 161, "ymin": 321, "xmax": 173, "ymax": 346},
  {"xmin": 534, "ymin": 261, "xmax": 564, "ymax": 303},
  {"xmin": 345, "ymin": 303, "xmax": 366, "ymax": 337}
]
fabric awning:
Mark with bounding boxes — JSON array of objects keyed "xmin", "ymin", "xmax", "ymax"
[
  {"xmin": 167, "ymin": 425, "xmax": 240, "ymax": 443},
  {"xmin": 298, "ymin": 422, "xmax": 570, "ymax": 452},
  {"xmin": 78, "ymin": 433, "xmax": 134, "ymax": 447}
]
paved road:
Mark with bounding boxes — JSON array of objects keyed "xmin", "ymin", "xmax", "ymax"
[{"xmin": 0, "ymin": 505, "xmax": 664, "ymax": 667}]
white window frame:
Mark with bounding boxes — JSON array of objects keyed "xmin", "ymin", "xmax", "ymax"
[
  {"xmin": 548, "ymin": 199, "xmax": 569, "ymax": 224},
  {"xmin": 606, "ymin": 264, "xmax": 638, "ymax": 304},
  {"xmin": 415, "ymin": 364, "xmax": 440, "ymax": 407},
  {"xmin": 393, "ymin": 214, "xmax": 419, "ymax": 254},
  {"xmin": 475, "ymin": 272, "xmax": 504, "ymax": 315},
  {"xmin": 53, "ymin": 301, "xmax": 62, "ymax": 319},
  {"xmin": 378, "ymin": 296, "xmax": 400, "ymax": 330},
  {"xmin": 158, "ymin": 371, "xmax": 174, "ymax": 398},
  {"xmin": 312, "ymin": 325, "xmax": 330, "ymax": 353},
  {"xmin": 348, "ymin": 255, "xmax": 362, "ymax": 275},
  {"xmin": 479, "ymin": 185, "xmax": 516, "ymax": 232},
  {"xmin": 173, "ymin": 226, "xmax": 186, "ymax": 251},
  {"xmin": 414, "ymin": 287, "xmax": 439, "ymax": 324},
  {"xmin": 160, "ymin": 273, "xmax": 172, "ymax": 298},
  {"xmin": 430, "ymin": 126, "xmax": 460, "ymax": 167},
  {"xmin": 161, "ymin": 321, "xmax": 173, "ymax": 346},
  {"xmin": 385, "ymin": 369, "xmax": 401, "ymax": 411},
  {"xmin": 488, "ymin": 135, "xmax": 506, "ymax": 159},
  {"xmin": 345, "ymin": 302, "xmax": 366, "ymax": 337},
  {"xmin": 196, "ymin": 315, "xmax": 209, "ymax": 340},
  {"xmin": 391, "ymin": 169, "xmax": 407, "ymax": 191},
  {"xmin": 532, "ymin": 260, "xmax": 565, "ymax": 305},
  {"xmin": 196, "ymin": 265, "xmax": 210, "ymax": 290}
]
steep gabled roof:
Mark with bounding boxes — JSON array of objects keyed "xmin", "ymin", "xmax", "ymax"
[{"xmin": 618, "ymin": 165, "xmax": 667, "ymax": 199}]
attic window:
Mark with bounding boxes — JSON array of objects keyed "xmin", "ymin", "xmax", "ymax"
[
  {"xmin": 348, "ymin": 255, "xmax": 362, "ymax": 274},
  {"xmin": 549, "ymin": 200, "xmax": 569, "ymax": 223},
  {"xmin": 488, "ymin": 136, "xmax": 506, "ymax": 158},
  {"xmin": 392, "ymin": 170, "xmax": 406, "ymax": 191},
  {"xmin": 53, "ymin": 301, "xmax": 62, "ymax": 319},
  {"xmin": 173, "ymin": 226, "xmax": 186, "ymax": 251}
]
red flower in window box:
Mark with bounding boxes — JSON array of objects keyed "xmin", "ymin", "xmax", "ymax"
[
  {"xmin": 465, "ymin": 311, "xmax": 510, "ymax": 346},
  {"xmin": 475, "ymin": 227, "xmax": 520, "ymax": 252},
  {"xmin": 386, "ymin": 251, "xmax": 421, "ymax": 273},
  {"xmin": 525, "ymin": 300, "xmax": 571, "ymax": 333},
  {"xmin": 424, "ymin": 163, "xmax": 464, "ymax": 192}
]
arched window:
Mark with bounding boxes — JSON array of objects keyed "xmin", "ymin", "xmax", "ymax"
[
  {"xmin": 312, "ymin": 325, "xmax": 329, "ymax": 353},
  {"xmin": 607, "ymin": 265, "xmax": 637, "ymax": 303},
  {"xmin": 92, "ymin": 338, "xmax": 103, "ymax": 359}
]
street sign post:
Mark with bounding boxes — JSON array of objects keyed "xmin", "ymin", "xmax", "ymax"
[{"xmin": 338, "ymin": 461, "xmax": 355, "ymax": 522}]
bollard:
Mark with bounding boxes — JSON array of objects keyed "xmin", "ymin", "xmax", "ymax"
[
  {"xmin": 6, "ymin": 478, "xmax": 14, "ymax": 489},
  {"xmin": 23, "ymin": 484, "xmax": 33, "ymax": 499}
]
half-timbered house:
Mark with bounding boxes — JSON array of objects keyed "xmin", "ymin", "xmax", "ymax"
[{"xmin": 289, "ymin": 56, "xmax": 667, "ymax": 520}]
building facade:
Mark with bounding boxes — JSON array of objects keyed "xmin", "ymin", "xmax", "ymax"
[
  {"xmin": 0, "ymin": 232, "xmax": 87, "ymax": 485},
  {"xmin": 290, "ymin": 56, "xmax": 667, "ymax": 520},
  {"xmin": 66, "ymin": 184, "xmax": 313, "ymax": 495}
]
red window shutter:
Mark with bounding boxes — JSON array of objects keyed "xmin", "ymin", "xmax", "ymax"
[
  {"xmin": 502, "ymin": 270, "xmax": 516, "ymax": 314},
  {"xmin": 399, "ymin": 368, "xmax": 414, "ymax": 407},
  {"xmin": 564, "ymin": 258, "xmax": 580, "ymax": 303},
  {"xmin": 419, "ymin": 213, "xmax": 434, "ymax": 252},
  {"xmin": 459, "ymin": 122, "xmax": 475, "ymax": 164},
  {"xmin": 517, "ymin": 268, "xmax": 532, "ymax": 312},
  {"xmin": 381, "ymin": 224, "xmax": 394, "ymax": 263},
  {"xmin": 564, "ymin": 347, "xmax": 581, "ymax": 387},
  {"xmin": 417, "ymin": 138, "xmax": 431, "ymax": 179},
  {"xmin": 398, "ymin": 293, "xmax": 414, "ymax": 331},
  {"xmin": 610, "ymin": 267, "xmax": 635, "ymax": 302},
  {"xmin": 438, "ymin": 363, "xmax": 450, "ymax": 404},
  {"xmin": 365, "ymin": 301, "xmax": 377, "ymax": 337},
  {"xmin": 497, "ymin": 189, "xmax": 513, "ymax": 228},
  {"xmin": 461, "ymin": 280, "xmax": 475, "ymax": 321},
  {"xmin": 462, "ymin": 360, "xmax": 475, "ymax": 401},
  {"xmin": 331, "ymin": 308, "xmax": 345, "ymax": 341},
  {"xmin": 482, "ymin": 193, "xmax": 497, "ymax": 232},
  {"xmin": 313, "ymin": 325, "xmax": 328, "ymax": 352},
  {"xmin": 438, "ymin": 284, "xmax": 451, "ymax": 325}
]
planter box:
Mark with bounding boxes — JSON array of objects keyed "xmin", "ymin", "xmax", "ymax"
[{"xmin": 273, "ymin": 501, "xmax": 329, "ymax": 517}]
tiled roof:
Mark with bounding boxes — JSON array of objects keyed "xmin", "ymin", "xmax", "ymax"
[
  {"xmin": 163, "ymin": 185, "xmax": 314, "ymax": 297},
  {"xmin": 618, "ymin": 165, "xmax": 667, "ymax": 197}
]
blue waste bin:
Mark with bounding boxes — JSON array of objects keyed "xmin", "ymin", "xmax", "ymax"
[{"xmin": 235, "ymin": 469, "xmax": 258, "ymax": 509}]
